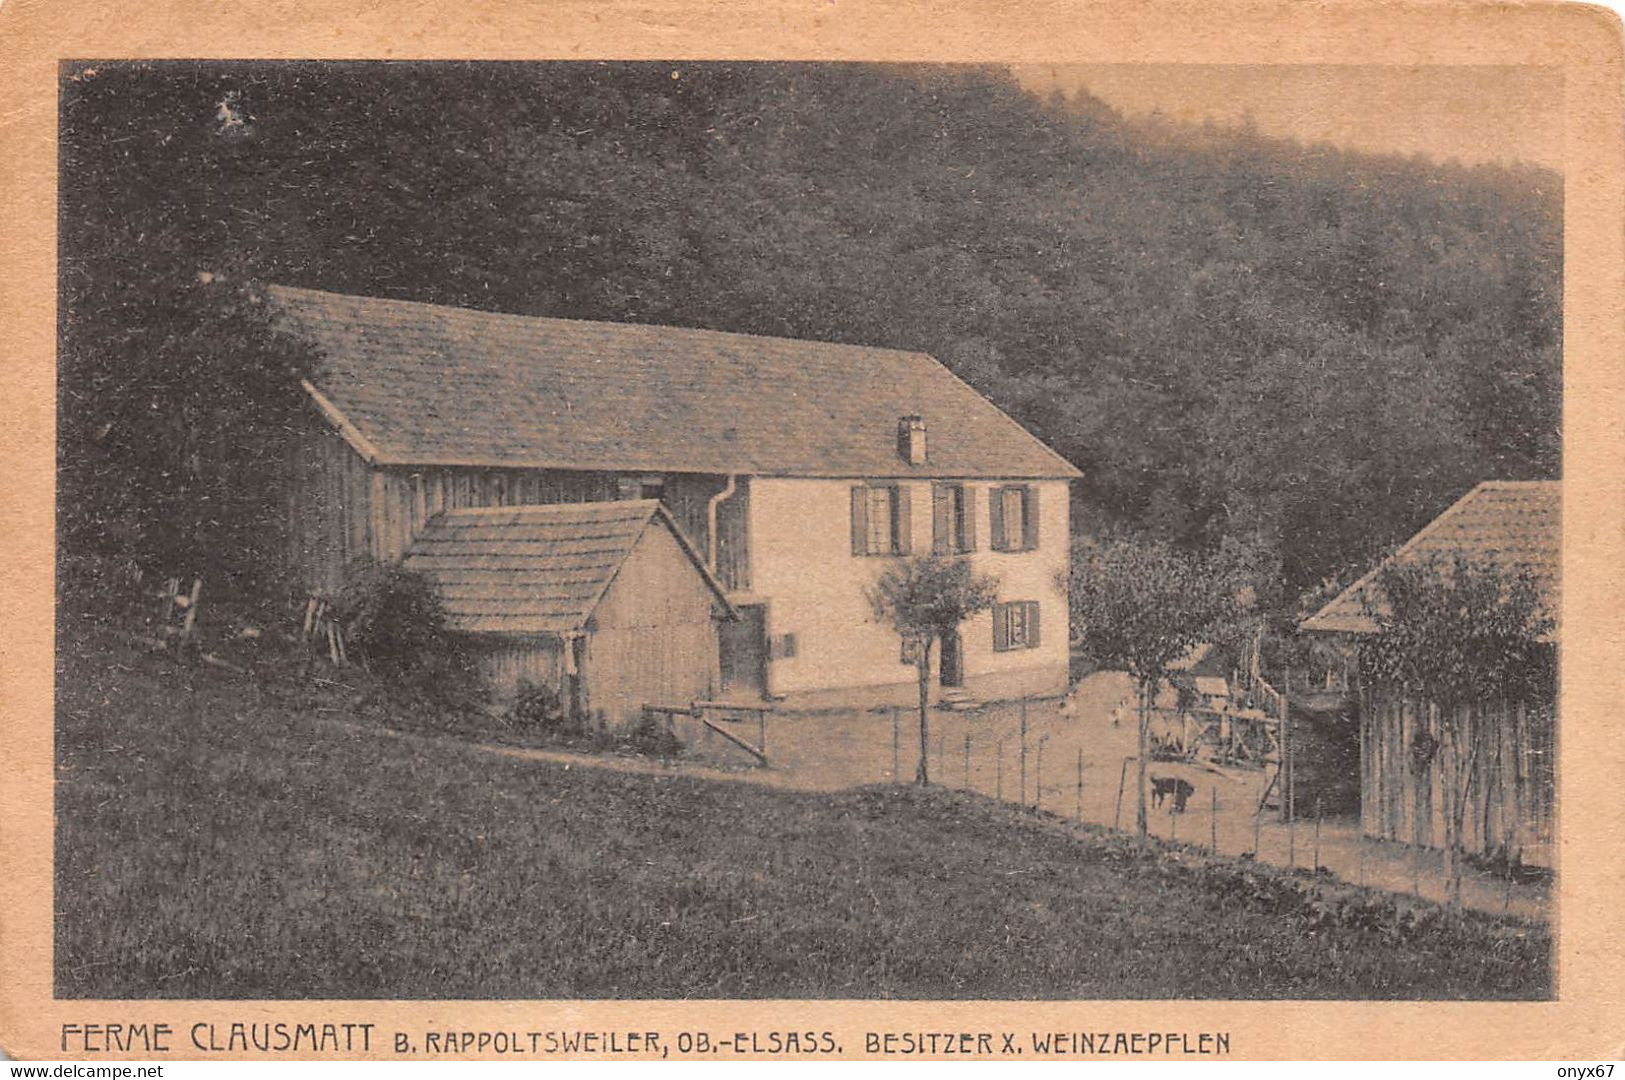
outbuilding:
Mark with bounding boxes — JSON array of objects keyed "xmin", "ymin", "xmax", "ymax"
[
  {"xmin": 1302, "ymin": 480, "xmax": 1557, "ymax": 868},
  {"xmin": 404, "ymin": 500, "xmax": 735, "ymax": 726}
]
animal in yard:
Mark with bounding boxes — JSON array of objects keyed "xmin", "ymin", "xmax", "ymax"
[{"xmin": 1150, "ymin": 775, "xmax": 1196, "ymax": 813}]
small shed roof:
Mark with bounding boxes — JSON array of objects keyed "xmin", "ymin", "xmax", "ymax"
[
  {"xmin": 1301, "ymin": 480, "xmax": 1559, "ymax": 637},
  {"xmin": 267, "ymin": 284, "xmax": 1081, "ymax": 479},
  {"xmin": 404, "ymin": 500, "xmax": 731, "ymax": 635}
]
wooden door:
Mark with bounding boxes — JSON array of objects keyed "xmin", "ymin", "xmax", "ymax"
[
  {"xmin": 719, "ymin": 604, "xmax": 767, "ymax": 699},
  {"xmin": 940, "ymin": 628, "xmax": 963, "ymax": 687}
]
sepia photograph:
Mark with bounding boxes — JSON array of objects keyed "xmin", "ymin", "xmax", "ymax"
[{"xmin": 45, "ymin": 56, "xmax": 1568, "ymax": 1008}]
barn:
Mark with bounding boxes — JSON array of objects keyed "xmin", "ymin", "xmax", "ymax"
[
  {"xmin": 404, "ymin": 500, "xmax": 735, "ymax": 726},
  {"xmin": 1302, "ymin": 480, "xmax": 1558, "ymax": 868}
]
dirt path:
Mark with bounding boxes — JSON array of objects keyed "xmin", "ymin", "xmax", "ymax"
[{"xmin": 312, "ymin": 712, "xmax": 780, "ymax": 787}]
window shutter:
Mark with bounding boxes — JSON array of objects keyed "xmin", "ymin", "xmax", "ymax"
[
  {"xmin": 850, "ymin": 486, "xmax": 868, "ymax": 555},
  {"xmin": 931, "ymin": 484, "xmax": 951, "ymax": 555},
  {"xmin": 962, "ymin": 485, "xmax": 978, "ymax": 552},
  {"xmin": 1027, "ymin": 601, "xmax": 1041, "ymax": 648},
  {"xmin": 1023, "ymin": 486, "xmax": 1040, "ymax": 550},
  {"xmin": 992, "ymin": 602, "xmax": 1009, "ymax": 651},
  {"xmin": 989, "ymin": 487, "xmax": 1006, "ymax": 551},
  {"xmin": 894, "ymin": 484, "xmax": 912, "ymax": 555}
]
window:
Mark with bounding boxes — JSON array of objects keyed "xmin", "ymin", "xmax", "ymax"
[
  {"xmin": 932, "ymin": 483, "xmax": 977, "ymax": 555},
  {"xmin": 990, "ymin": 484, "xmax": 1039, "ymax": 552},
  {"xmin": 865, "ymin": 487, "xmax": 893, "ymax": 553},
  {"xmin": 850, "ymin": 483, "xmax": 912, "ymax": 556},
  {"xmin": 617, "ymin": 474, "xmax": 665, "ymax": 501},
  {"xmin": 993, "ymin": 600, "xmax": 1041, "ymax": 651},
  {"xmin": 769, "ymin": 633, "xmax": 798, "ymax": 660}
]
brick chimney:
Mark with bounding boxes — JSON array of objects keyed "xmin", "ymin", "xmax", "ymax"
[{"xmin": 897, "ymin": 415, "xmax": 927, "ymax": 466}]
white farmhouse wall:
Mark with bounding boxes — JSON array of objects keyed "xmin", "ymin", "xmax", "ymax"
[{"xmin": 748, "ymin": 476, "xmax": 1070, "ymax": 706}]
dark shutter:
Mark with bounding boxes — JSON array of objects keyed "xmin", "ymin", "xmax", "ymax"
[
  {"xmin": 992, "ymin": 602, "xmax": 1009, "ymax": 651},
  {"xmin": 961, "ymin": 485, "xmax": 978, "ymax": 552},
  {"xmin": 932, "ymin": 484, "xmax": 951, "ymax": 555},
  {"xmin": 1023, "ymin": 486, "xmax": 1040, "ymax": 550},
  {"xmin": 851, "ymin": 486, "xmax": 868, "ymax": 555},
  {"xmin": 894, "ymin": 484, "xmax": 912, "ymax": 555},
  {"xmin": 1027, "ymin": 601, "xmax": 1041, "ymax": 648},
  {"xmin": 989, "ymin": 487, "xmax": 1007, "ymax": 551}
]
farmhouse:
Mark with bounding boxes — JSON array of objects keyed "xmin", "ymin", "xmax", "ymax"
[
  {"xmin": 1302, "ymin": 480, "xmax": 1558, "ymax": 867},
  {"xmin": 271, "ymin": 285, "xmax": 1080, "ymax": 713}
]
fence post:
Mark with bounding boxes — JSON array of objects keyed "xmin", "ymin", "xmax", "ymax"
[
  {"xmin": 1252, "ymin": 806, "xmax": 1261, "ymax": 856},
  {"xmin": 891, "ymin": 707, "xmax": 899, "ymax": 782},
  {"xmin": 1075, "ymin": 749, "xmax": 1083, "ymax": 822},
  {"xmin": 759, "ymin": 710, "xmax": 767, "ymax": 757},
  {"xmin": 1279, "ymin": 671, "xmax": 1292, "ymax": 824},
  {"xmin": 1019, "ymin": 700, "xmax": 1028, "ymax": 807},
  {"xmin": 1288, "ymin": 809, "xmax": 1297, "ymax": 869},
  {"xmin": 1313, "ymin": 796, "xmax": 1322, "ymax": 871},
  {"xmin": 1211, "ymin": 786, "xmax": 1219, "ymax": 853},
  {"xmin": 1170, "ymin": 801, "xmax": 1178, "ymax": 843},
  {"xmin": 964, "ymin": 732, "xmax": 971, "ymax": 791},
  {"xmin": 181, "ymin": 577, "xmax": 203, "ymax": 640},
  {"xmin": 1113, "ymin": 757, "xmax": 1129, "ymax": 831},
  {"xmin": 1035, "ymin": 736, "xmax": 1047, "ymax": 812}
]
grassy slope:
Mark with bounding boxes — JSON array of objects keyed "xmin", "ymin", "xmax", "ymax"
[{"xmin": 55, "ymin": 631, "xmax": 1549, "ymax": 1000}]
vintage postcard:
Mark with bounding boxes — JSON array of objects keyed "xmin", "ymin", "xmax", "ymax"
[{"xmin": 2, "ymin": 0, "xmax": 1623, "ymax": 1063}]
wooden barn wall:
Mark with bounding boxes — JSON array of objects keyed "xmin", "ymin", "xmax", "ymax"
[
  {"xmin": 285, "ymin": 422, "xmax": 374, "ymax": 596},
  {"xmin": 370, "ymin": 466, "xmax": 737, "ymax": 573},
  {"xmin": 369, "ymin": 467, "xmax": 621, "ymax": 564},
  {"xmin": 714, "ymin": 477, "xmax": 751, "ymax": 593},
  {"xmin": 583, "ymin": 524, "xmax": 723, "ymax": 727},
  {"xmin": 1361, "ymin": 683, "xmax": 1556, "ymax": 866},
  {"xmin": 286, "ymin": 414, "xmax": 746, "ymax": 598},
  {"xmin": 663, "ymin": 473, "xmax": 731, "ymax": 562},
  {"xmin": 473, "ymin": 636, "xmax": 565, "ymax": 702}
]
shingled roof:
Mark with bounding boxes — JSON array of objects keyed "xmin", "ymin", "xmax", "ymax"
[
  {"xmin": 267, "ymin": 284, "xmax": 1080, "ymax": 479},
  {"xmin": 403, "ymin": 500, "xmax": 730, "ymax": 635},
  {"xmin": 1301, "ymin": 481, "xmax": 1560, "ymax": 637}
]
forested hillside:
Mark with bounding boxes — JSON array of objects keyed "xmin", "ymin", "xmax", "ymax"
[{"xmin": 58, "ymin": 61, "xmax": 1560, "ymax": 606}]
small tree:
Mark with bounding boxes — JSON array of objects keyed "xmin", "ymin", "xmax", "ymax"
[
  {"xmin": 868, "ymin": 555, "xmax": 999, "ymax": 785},
  {"xmin": 1358, "ymin": 553, "xmax": 1552, "ymax": 909},
  {"xmin": 333, "ymin": 560, "xmax": 477, "ymax": 703},
  {"xmin": 1064, "ymin": 535, "xmax": 1241, "ymax": 836}
]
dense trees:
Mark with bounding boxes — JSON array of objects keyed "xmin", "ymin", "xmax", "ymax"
[{"xmin": 58, "ymin": 61, "xmax": 1560, "ymax": 608}]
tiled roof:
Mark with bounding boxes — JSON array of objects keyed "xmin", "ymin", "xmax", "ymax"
[
  {"xmin": 1301, "ymin": 481, "xmax": 1560, "ymax": 637},
  {"xmin": 267, "ymin": 285, "xmax": 1081, "ymax": 479},
  {"xmin": 403, "ymin": 500, "xmax": 729, "ymax": 635}
]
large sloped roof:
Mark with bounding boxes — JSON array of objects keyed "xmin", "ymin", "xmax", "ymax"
[
  {"xmin": 267, "ymin": 284, "xmax": 1081, "ymax": 479},
  {"xmin": 1301, "ymin": 480, "xmax": 1560, "ymax": 637},
  {"xmin": 403, "ymin": 500, "xmax": 730, "ymax": 635}
]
